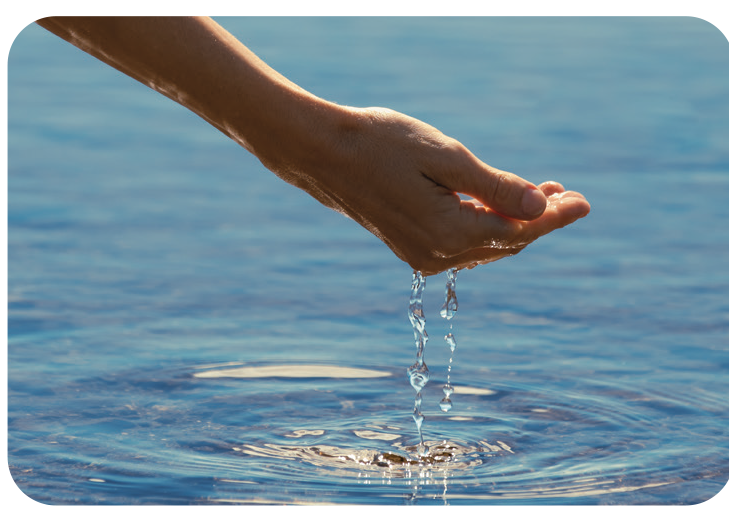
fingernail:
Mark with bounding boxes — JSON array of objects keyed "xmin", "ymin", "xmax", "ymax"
[{"xmin": 521, "ymin": 187, "xmax": 547, "ymax": 217}]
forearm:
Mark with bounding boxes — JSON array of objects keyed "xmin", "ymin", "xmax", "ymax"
[
  {"xmin": 37, "ymin": 17, "xmax": 588, "ymax": 275},
  {"xmin": 36, "ymin": 16, "xmax": 347, "ymax": 171}
]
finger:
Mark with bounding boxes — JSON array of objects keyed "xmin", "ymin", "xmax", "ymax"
[
  {"xmin": 538, "ymin": 181, "xmax": 565, "ymax": 197},
  {"xmin": 514, "ymin": 191, "xmax": 591, "ymax": 245},
  {"xmin": 465, "ymin": 163, "xmax": 548, "ymax": 220},
  {"xmin": 419, "ymin": 190, "xmax": 589, "ymax": 275},
  {"xmin": 454, "ymin": 190, "xmax": 589, "ymax": 253},
  {"xmin": 450, "ymin": 199, "xmax": 528, "ymax": 255},
  {"xmin": 427, "ymin": 146, "xmax": 548, "ymax": 221}
]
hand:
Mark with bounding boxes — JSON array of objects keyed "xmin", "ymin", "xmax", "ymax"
[
  {"xmin": 288, "ymin": 106, "xmax": 591, "ymax": 276},
  {"xmin": 35, "ymin": 16, "xmax": 590, "ymax": 276}
]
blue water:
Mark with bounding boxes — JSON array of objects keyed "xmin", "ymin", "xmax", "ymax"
[{"xmin": 8, "ymin": 17, "xmax": 729, "ymax": 504}]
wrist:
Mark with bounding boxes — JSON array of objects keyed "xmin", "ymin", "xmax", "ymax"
[{"xmin": 232, "ymin": 85, "xmax": 358, "ymax": 192}]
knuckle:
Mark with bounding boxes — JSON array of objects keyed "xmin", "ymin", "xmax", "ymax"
[
  {"xmin": 491, "ymin": 172, "xmax": 512, "ymax": 204},
  {"xmin": 443, "ymin": 137, "xmax": 467, "ymax": 155}
]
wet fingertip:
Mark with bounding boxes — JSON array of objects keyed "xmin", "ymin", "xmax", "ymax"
[{"xmin": 538, "ymin": 181, "xmax": 566, "ymax": 196}]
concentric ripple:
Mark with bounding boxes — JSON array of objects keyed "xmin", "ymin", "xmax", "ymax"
[
  {"xmin": 9, "ymin": 361, "xmax": 729, "ymax": 504},
  {"xmin": 233, "ymin": 438, "xmax": 510, "ymax": 477}
]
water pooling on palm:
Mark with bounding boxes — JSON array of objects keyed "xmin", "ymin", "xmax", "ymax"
[{"xmin": 406, "ymin": 268, "xmax": 459, "ymax": 457}]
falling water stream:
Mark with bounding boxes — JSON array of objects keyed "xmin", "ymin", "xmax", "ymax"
[
  {"xmin": 406, "ymin": 268, "xmax": 460, "ymax": 456},
  {"xmin": 406, "ymin": 271, "xmax": 429, "ymax": 456},
  {"xmin": 439, "ymin": 268, "xmax": 458, "ymax": 413},
  {"xmin": 9, "ymin": 17, "xmax": 729, "ymax": 505}
]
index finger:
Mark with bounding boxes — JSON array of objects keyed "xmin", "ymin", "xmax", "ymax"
[{"xmin": 457, "ymin": 189, "xmax": 590, "ymax": 252}]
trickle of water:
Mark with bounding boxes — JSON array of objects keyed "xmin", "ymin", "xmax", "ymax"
[
  {"xmin": 444, "ymin": 332, "xmax": 456, "ymax": 353},
  {"xmin": 407, "ymin": 361, "xmax": 429, "ymax": 392},
  {"xmin": 440, "ymin": 268, "xmax": 458, "ymax": 413},
  {"xmin": 440, "ymin": 268, "xmax": 458, "ymax": 320},
  {"xmin": 408, "ymin": 269, "xmax": 428, "ymax": 345},
  {"xmin": 407, "ymin": 271, "xmax": 430, "ymax": 455}
]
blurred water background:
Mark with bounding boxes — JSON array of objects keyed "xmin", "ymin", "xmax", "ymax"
[{"xmin": 8, "ymin": 17, "xmax": 729, "ymax": 504}]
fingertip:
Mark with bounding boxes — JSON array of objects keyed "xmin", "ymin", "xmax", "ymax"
[
  {"xmin": 538, "ymin": 181, "xmax": 565, "ymax": 196},
  {"xmin": 551, "ymin": 193, "xmax": 591, "ymax": 222},
  {"xmin": 579, "ymin": 199, "xmax": 591, "ymax": 218}
]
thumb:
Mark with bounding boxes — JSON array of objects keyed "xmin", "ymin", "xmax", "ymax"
[{"xmin": 447, "ymin": 157, "xmax": 547, "ymax": 220}]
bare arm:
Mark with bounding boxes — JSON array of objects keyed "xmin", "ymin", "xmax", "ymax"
[
  {"xmin": 37, "ymin": 16, "xmax": 590, "ymax": 275},
  {"xmin": 36, "ymin": 17, "xmax": 339, "ymax": 171}
]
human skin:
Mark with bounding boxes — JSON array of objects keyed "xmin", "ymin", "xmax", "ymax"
[{"xmin": 36, "ymin": 16, "xmax": 590, "ymax": 276}]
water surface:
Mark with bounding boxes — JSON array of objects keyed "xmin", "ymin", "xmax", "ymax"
[{"xmin": 8, "ymin": 17, "xmax": 729, "ymax": 504}]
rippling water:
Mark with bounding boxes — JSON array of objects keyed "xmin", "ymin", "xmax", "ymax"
[
  {"xmin": 9, "ymin": 360, "xmax": 728, "ymax": 504},
  {"xmin": 8, "ymin": 17, "xmax": 729, "ymax": 504}
]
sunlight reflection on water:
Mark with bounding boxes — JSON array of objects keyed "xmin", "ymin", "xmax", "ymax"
[
  {"xmin": 193, "ymin": 364, "xmax": 392, "ymax": 379},
  {"xmin": 8, "ymin": 16, "xmax": 729, "ymax": 505}
]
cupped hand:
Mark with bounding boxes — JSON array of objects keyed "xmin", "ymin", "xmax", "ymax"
[
  {"xmin": 442, "ymin": 180, "xmax": 590, "ymax": 274},
  {"xmin": 34, "ymin": 17, "xmax": 589, "ymax": 277},
  {"xmin": 279, "ymin": 106, "xmax": 591, "ymax": 275}
]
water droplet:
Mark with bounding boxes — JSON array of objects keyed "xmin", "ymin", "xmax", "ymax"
[
  {"xmin": 444, "ymin": 332, "xmax": 456, "ymax": 353},
  {"xmin": 442, "ymin": 383, "xmax": 454, "ymax": 398},
  {"xmin": 440, "ymin": 383, "xmax": 455, "ymax": 413},
  {"xmin": 439, "ymin": 397, "xmax": 452, "ymax": 412}
]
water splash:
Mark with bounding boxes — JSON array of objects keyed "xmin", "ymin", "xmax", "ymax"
[
  {"xmin": 407, "ymin": 270, "xmax": 429, "ymax": 456},
  {"xmin": 439, "ymin": 268, "xmax": 458, "ymax": 413}
]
